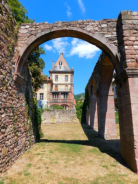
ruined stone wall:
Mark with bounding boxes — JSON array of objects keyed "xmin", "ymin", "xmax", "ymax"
[
  {"xmin": 42, "ymin": 109, "xmax": 79, "ymax": 124},
  {"xmin": 87, "ymin": 52, "xmax": 106, "ymax": 91},
  {"xmin": 14, "ymin": 16, "xmax": 120, "ymax": 84},
  {"xmin": 0, "ymin": 1, "xmax": 35, "ymax": 173},
  {"xmin": 117, "ymin": 11, "xmax": 138, "ymax": 69}
]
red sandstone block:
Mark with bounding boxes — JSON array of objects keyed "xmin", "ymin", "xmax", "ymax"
[
  {"xmin": 130, "ymin": 96, "xmax": 138, "ymax": 105},
  {"xmin": 125, "ymin": 41, "xmax": 134, "ymax": 45},
  {"xmin": 125, "ymin": 50, "xmax": 136, "ymax": 55},
  {"xmin": 128, "ymin": 78, "xmax": 138, "ymax": 87},
  {"xmin": 133, "ymin": 126, "xmax": 138, "ymax": 136},
  {"xmin": 126, "ymin": 55, "xmax": 137, "ymax": 59},
  {"xmin": 106, "ymin": 113, "xmax": 115, "ymax": 119},
  {"xmin": 123, "ymin": 30, "xmax": 134, "ymax": 36},
  {"xmin": 130, "ymin": 114, "xmax": 138, "ymax": 126},
  {"xmin": 130, "ymin": 87, "xmax": 138, "ymax": 95},
  {"xmin": 126, "ymin": 61, "xmax": 137, "ymax": 68}
]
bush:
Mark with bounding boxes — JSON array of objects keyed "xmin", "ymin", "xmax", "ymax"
[
  {"xmin": 25, "ymin": 91, "xmax": 44, "ymax": 141},
  {"xmin": 75, "ymin": 86, "xmax": 90, "ymax": 123},
  {"xmin": 52, "ymin": 105, "xmax": 63, "ymax": 110},
  {"xmin": 33, "ymin": 103, "xmax": 44, "ymax": 140},
  {"xmin": 115, "ymin": 110, "xmax": 119, "ymax": 124},
  {"xmin": 76, "ymin": 100, "xmax": 84, "ymax": 122}
]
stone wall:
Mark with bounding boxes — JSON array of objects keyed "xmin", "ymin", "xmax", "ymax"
[
  {"xmin": 1, "ymin": 0, "xmax": 138, "ymax": 173},
  {"xmin": 14, "ymin": 16, "xmax": 121, "ymax": 84},
  {"xmin": 0, "ymin": 1, "xmax": 35, "ymax": 173},
  {"xmin": 117, "ymin": 11, "xmax": 138, "ymax": 69},
  {"xmin": 42, "ymin": 109, "xmax": 79, "ymax": 124}
]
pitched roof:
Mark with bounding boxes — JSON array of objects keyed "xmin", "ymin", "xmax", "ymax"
[{"xmin": 49, "ymin": 53, "xmax": 74, "ymax": 72}]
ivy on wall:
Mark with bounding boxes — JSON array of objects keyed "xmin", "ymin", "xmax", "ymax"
[{"xmin": 76, "ymin": 85, "xmax": 90, "ymax": 123}]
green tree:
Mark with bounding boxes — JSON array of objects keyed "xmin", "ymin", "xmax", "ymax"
[
  {"xmin": 76, "ymin": 100, "xmax": 84, "ymax": 122},
  {"xmin": 28, "ymin": 47, "xmax": 46, "ymax": 91},
  {"xmin": 75, "ymin": 86, "xmax": 90, "ymax": 123},
  {"xmin": 7, "ymin": 0, "xmax": 45, "ymax": 91},
  {"xmin": 7, "ymin": 0, "xmax": 34, "ymax": 25}
]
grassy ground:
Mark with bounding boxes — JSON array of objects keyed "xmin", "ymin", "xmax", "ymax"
[{"xmin": 1, "ymin": 123, "xmax": 138, "ymax": 184}]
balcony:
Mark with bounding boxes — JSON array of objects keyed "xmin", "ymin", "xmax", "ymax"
[
  {"xmin": 51, "ymin": 89, "xmax": 70, "ymax": 92},
  {"xmin": 50, "ymin": 99, "xmax": 72, "ymax": 103}
]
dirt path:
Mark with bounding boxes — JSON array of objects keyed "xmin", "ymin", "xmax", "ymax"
[{"xmin": 1, "ymin": 123, "xmax": 138, "ymax": 184}]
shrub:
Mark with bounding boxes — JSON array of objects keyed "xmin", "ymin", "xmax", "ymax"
[
  {"xmin": 52, "ymin": 105, "xmax": 63, "ymax": 110},
  {"xmin": 76, "ymin": 100, "xmax": 84, "ymax": 123},
  {"xmin": 115, "ymin": 110, "xmax": 119, "ymax": 124},
  {"xmin": 33, "ymin": 102, "xmax": 44, "ymax": 140}
]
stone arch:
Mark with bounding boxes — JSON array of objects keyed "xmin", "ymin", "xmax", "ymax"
[
  {"xmin": 97, "ymin": 54, "xmax": 116, "ymax": 139},
  {"xmin": 14, "ymin": 26, "xmax": 122, "ymax": 84},
  {"xmin": 89, "ymin": 79, "xmax": 98, "ymax": 130},
  {"xmin": 1, "ymin": 0, "xmax": 138, "ymax": 173}
]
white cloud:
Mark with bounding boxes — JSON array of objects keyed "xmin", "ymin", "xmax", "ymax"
[
  {"xmin": 65, "ymin": 2, "xmax": 72, "ymax": 17},
  {"xmin": 78, "ymin": 0, "xmax": 85, "ymax": 14},
  {"xmin": 71, "ymin": 38, "xmax": 78, "ymax": 45},
  {"xmin": 52, "ymin": 38, "xmax": 70, "ymax": 54},
  {"xmin": 44, "ymin": 44, "xmax": 52, "ymax": 51},
  {"xmin": 44, "ymin": 38, "xmax": 100, "ymax": 59},
  {"xmin": 70, "ymin": 38, "xmax": 100, "ymax": 59}
]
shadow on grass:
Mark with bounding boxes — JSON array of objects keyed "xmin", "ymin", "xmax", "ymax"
[{"xmin": 40, "ymin": 123, "xmax": 130, "ymax": 170}]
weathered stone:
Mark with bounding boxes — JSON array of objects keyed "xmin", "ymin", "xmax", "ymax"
[
  {"xmin": 132, "ymin": 12, "xmax": 138, "ymax": 16},
  {"xmin": 1, "ymin": 1, "xmax": 138, "ymax": 174},
  {"xmin": 2, "ymin": 147, "xmax": 7, "ymax": 156},
  {"xmin": 134, "ymin": 46, "xmax": 138, "ymax": 50},
  {"xmin": 121, "ymin": 11, "xmax": 132, "ymax": 20},
  {"xmin": 101, "ymin": 24, "xmax": 107, "ymax": 28}
]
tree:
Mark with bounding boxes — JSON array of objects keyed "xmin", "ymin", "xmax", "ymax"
[
  {"xmin": 28, "ymin": 47, "xmax": 46, "ymax": 91},
  {"xmin": 7, "ymin": 0, "xmax": 34, "ymax": 25},
  {"xmin": 7, "ymin": 0, "xmax": 45, "ymax": 91}
]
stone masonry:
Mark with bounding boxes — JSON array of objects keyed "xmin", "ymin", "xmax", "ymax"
[
  {"xmin": 42, "ymin": 109, "xmax": 79, "ymax": 124},
  {"xmin": 14, "ymin": 15, "xmax": 121, "ymax": 84},
  {"xmin": 87, "ymin": 52, "xmax": 116, "ymax": 139},
  {"xmin": 0, "ymin": 0, "xmax": 36, "ymax": 173},
  {"xmin": 1, "ymin": 0, "xmax": 138, "ymax": 173}
]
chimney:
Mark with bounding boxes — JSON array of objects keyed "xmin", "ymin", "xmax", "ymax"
[
  {"xmin": 52, "ymin": 60, "xmax": 54, "ymax": 68},
  {"xmin": 60, "ymin": 52, "xmax": 63, "ymax": 55}
]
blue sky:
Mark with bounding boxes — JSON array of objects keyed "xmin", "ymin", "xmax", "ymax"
[{"xmin": 19, "ymin": 0, "xmax": 138, "ymax": 94}]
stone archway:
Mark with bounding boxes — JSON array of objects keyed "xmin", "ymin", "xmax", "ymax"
[
  {"xmin": 1, "ymin": 0, "xmax": 138, "ymax": 173},
  {"xmin": 14, "ymin": 20, "xmax": 122, "ymax": 84},
  {"xmin": 12, "ymin": 13, "xmax": 138, "ymax": 173}
]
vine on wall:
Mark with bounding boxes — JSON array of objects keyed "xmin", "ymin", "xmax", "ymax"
[{"xmin": 76, "ymin": 86, "xmax": 90, "ymax": 123}]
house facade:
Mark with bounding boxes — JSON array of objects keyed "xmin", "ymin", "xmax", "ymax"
[
  {"xmin": 36, "ymin": 53, "xmax": 75, "ymax": 109},
  {"xmin": 36, "ymin": 77, "xmax": 52, "ymax": 109}
]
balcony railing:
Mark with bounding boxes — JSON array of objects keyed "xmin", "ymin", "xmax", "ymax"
[
  {"xmin": 51, "ymin": 89, "xmax": 70, "ymax": 92},
  {"xmin": 49, "ymin": 99, "xmax": 72, "ymax": 103}
]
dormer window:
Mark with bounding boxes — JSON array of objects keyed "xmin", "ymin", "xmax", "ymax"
[{"xmin": 59, "ymin": 61, "xmax": 62, "ymax": 69}]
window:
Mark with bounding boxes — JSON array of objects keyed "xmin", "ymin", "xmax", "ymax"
[
  {"xmin": 55, "ymin": 75, "xmax": 58, "ymax": 81},
  {"xmin": 55, "ymin": 85, "xmax": 58, "ymax": 91},
  {"xmin": 40, "ymin": 93, "xmax": 44, "ymax": 100},
  {"xmin": 61, "ymin": 93, "xmax": 68, "ymax": 99},
  {"xmin": 64, "ymin": 93, "xmax": 68, "ymax": 99},
  {"xmin": 52, "ymin": 93, "xmax": 59, "ymax": 99},
  {"xmin": 59, "ymin": 61, "xmax": 62, "ymax": 69},
  {"xmin": 65, "ymin": 75, "xmax": 68, "ymax": 82},
  {"xmin": 41, "ymin": 83, "xmax": 44, "ymax": 88}
]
